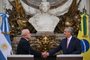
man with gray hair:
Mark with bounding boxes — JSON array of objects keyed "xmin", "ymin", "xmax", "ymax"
[
  {"xmin": 16, "ymin": 29, "xmax": 41, "ymax": 56},
  {"xmin": 64, "ymin": 27, "xmax": 74, "ymax": 36},
  {"xmin": 42, "ymin": 27, "xmax": 81, "ymax": 58}
]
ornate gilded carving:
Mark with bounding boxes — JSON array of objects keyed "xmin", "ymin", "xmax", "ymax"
[
  {"xmin": 54, "ymin": 0, "xmax": 81, "ymax": 36},
  {"xmin": 29, "ymin": 32, "xmax": 61, "ymax": 52},
  {"xmin": 5, "ymin": 0, "xmax": 82, "ymax": 53},
  {"xmin": 6, "ymin": 0, "xmax": 81, "ymax": 36},
  {"xmin": 6, "ymin": 0, "xmax": 36, "ymax": 35}
]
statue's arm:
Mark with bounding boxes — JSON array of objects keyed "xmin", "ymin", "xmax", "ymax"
[
  {"xmin": 20, "ymin": 0, "xmax": 40, "ymax": 16},
  {"xmin": 48, "ymin": 0, "xmax": 73, "ymax": 16}
]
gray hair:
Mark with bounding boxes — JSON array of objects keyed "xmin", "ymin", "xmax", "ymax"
[{"xmin": 64, "ymin": 27, "xmax": 74, "ymax": 35}]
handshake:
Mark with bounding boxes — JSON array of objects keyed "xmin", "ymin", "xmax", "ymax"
[{"xmin": 41, "ymin": 51, "xmax": 49, "ymax": 58}]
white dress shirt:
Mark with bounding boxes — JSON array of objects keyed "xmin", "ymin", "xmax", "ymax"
[{"xmin": 67, "ymin": 36, "xmax": 72, "ymax": 48}]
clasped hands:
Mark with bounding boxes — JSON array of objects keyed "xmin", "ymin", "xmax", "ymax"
[{"xmin": 42, "ymin": 51, "xmax": 49, "ymax": 58}]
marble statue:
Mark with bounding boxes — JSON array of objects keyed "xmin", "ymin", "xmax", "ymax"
[
  {"xmin": 20, "ymin": 0, "xmax": 73, "ymax": 32},
  {"xmin": 29, "ymin": 0, "xmax": 60, "ymax": 32}
]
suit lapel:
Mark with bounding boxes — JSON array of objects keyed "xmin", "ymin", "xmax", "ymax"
[{"xmin": 65, "ymin": 38, "xmax": 68, "ymax": 49}]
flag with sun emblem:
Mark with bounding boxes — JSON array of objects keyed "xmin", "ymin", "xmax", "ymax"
[{"xmin": 0, "ymin": 13, "xmax": 12, "ymax": 60}]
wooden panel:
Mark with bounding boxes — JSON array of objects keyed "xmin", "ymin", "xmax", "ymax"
[
  {"xmin": 57, "ymin": 55, "xmax": 83, "ymax": 60},
  {"xmin": 7, "ymin": 55, "xmax": 34, "ymax": 60}
]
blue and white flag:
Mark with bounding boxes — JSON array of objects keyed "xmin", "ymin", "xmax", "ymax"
[{"xmin": 0, "ymin": 13, "xmax": 12, "ymax": 60}]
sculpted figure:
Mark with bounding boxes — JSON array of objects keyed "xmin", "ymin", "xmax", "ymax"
[
  {"xmin": 20, "ymin": 0, "xmax": 73, "ymax": 32},
  {"xmin": 29, "ymin": 0, "xmax": 59, "ymax": 32}
]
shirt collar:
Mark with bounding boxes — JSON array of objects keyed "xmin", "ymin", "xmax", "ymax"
[{"xmin": 68, "ymin": 36, "xmax": 72, "ymax": 40}]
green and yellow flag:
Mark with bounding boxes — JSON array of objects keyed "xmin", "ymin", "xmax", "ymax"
[{"xmin": 77, "ymin": 9, "xmax": 90, "ymax": 60}]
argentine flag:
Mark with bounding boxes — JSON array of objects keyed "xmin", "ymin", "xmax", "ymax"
[{"xmin": 0, "ymin": 13, "xmax": 12, "ymax": 60}]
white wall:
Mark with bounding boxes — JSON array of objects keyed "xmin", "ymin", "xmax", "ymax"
[
  {"xmin": 0, "ymin": 0, "xmax": 12, "ymax": 13},
  {"xmin": 78, "ymin": 0, "xmax": 89, "ymax": 14},
  {"xmin": 0, "ymin": 0, "xmax": 3, "ymax": 13}
]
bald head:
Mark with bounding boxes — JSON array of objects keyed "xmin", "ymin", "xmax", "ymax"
[
  {"xmin": 21, "ymin": 29, "xmax": 30, "ymax": 36},
  {"xmin": 21, "ymin": 29, "xmax": 31, "ymax": 39}
]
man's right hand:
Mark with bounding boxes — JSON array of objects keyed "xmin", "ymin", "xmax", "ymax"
[{"xmin": 42, "ymin": 51, "xmax": 49, "ymax": 58}]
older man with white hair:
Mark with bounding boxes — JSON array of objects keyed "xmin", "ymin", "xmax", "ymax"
[{"xmin": 16, "ymin": 29, "xmax": 41, "ymax": 56}]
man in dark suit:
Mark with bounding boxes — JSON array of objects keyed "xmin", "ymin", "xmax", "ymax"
[
  {"xmin": 16, "ymin": 29, "xmax": 41, "ymax": 57},
  {"xmin": 42, "ymin": 27, "xmax": 81, "ymax": 58}
]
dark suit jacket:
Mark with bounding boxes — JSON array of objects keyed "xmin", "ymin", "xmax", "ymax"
[
  {"xmin": 16, "ymin": 38, "xmax": 41, "ymax": 56},
  {"xmin": 49, "ymin": 37, "xmax": 81, "ymax": 55}
]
